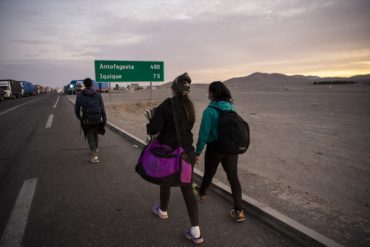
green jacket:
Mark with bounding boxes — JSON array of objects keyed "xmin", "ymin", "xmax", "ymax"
[{"xmin": 195, "ymin": 101, "xmax": 234, "ymax": 155}]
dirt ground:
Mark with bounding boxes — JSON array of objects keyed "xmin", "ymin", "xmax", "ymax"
[{"xmin": 70, "ymin": 84, "xmax": 370, "ymax": 246}]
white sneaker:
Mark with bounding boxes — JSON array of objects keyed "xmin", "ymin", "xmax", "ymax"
[
  {"xmin": 152, "ymin": 203, "xmax": 168, "ymax": 219},
  {"xmin": 184, "ymin": 228, "xmax": 204, "ymax": 245},
  {"xmin": 90, "ymin": 156, "xmax": 100, "ymax": 163}
]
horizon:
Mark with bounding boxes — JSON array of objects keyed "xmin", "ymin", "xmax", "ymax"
[
  {"xmin": 0, "ymin": 0, "xmax": 369, "ymax": 88},
  {"xmin": 1, "ymin": 70, "xmax": 369, "ymax": 88}
]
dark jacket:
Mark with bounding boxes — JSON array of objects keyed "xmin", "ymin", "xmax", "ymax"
[
  {"xmin": 147, "ymin": 96, "xmax": 194, "ymax": 154},
  {"xmin": 75, "ymin": 87, "xmax": 107, "ymax": 122},
  {"xmin": 75, "ymin": 88, "xmax": 107, "ymax": 136}
]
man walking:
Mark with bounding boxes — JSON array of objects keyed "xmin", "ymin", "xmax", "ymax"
[{"xmin": 75, "ymin": 78, "xmax": 107, "ymax": 163}]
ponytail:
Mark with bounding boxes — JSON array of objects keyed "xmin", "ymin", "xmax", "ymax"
[{"xmin": 177, "ymin": 94, "xmax": 195, "ymax": 123}]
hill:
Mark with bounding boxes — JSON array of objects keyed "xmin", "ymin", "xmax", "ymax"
[{"xmin": 223, "ymin": 72, "xmax": 370, "ymax": 89}]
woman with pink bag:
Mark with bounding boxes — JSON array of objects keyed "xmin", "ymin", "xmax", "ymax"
[{"xmin": 146, "ymin": 72, "xmax": 204, "ymax": 244}]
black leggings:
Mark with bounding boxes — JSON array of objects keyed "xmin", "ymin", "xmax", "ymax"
[
  {"xmin": 199, "ymin": 144, "xmax": 242, "ymax": 210},
  {"xmin": 160, "ymin": 184, "xmax": 199, "ymax": 226}
]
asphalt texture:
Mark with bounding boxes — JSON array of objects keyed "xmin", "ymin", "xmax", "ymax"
[{"xmin": 0, "ymin": 94, "xmax": 299, "ymax": 246}]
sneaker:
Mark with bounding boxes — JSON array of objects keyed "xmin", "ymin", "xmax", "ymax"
[
  {"xmin": 152, "ymin": 204, "xmax": 168, "ymax": 219},
  {"xmin": 230, "ymin": 208, "xmax": 246, "ymax": 222},
  {"xmin": 184, "ymin": 228, "xmax": 204, "ymax": 245},
  {"xmin": 193, "ymin": 184, "xmax": 206, "ymax": 202},
  {"xmin": 90, "ymin": 155, "xmax": 100, "ymax": 163}
]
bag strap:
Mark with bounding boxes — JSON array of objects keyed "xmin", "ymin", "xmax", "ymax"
[{"xmin": 170, "ymin": 97, "xmax": 183, "ymax": 147}]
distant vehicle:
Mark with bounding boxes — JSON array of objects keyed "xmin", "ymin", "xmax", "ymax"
[
  {"xmin": 68, "ymin": 80, "xmax": 84, "ymax": 94},
  {"xmin": 0, "ymin": 79, "xmax": 22, "ymax": 98},
  {"xmin": 66, "ymin": 80, "xmax": 110, "ymax": 94},
  {"xmin": 21, "ymin": 81, "xmax": 35, "ymax": 97},
  {"xmin": 75, "ymin": 81, "xmax": 85, "ymax": 93},
  {"xmin": 94, "ymin": 81, "xmax": 109, "ymax": 93},
  {"xmin": 39, "ymin": 85, "xmax": 46, "ymax": 94},
  {"xmin": 33, "ymin": 84, "xmax": 46, "ymax": 94},
  {"xmin": 0, "ymin": 88, "xmax": 5, "ymax": 101}
]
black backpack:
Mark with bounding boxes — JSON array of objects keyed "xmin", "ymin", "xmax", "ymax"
[
  {"xmin": 210, "ymin": 106, "xmax": 250, "ymax": 155},
  {"xmin": 82, "ymin": 107, "xmax": 102, "ymax": 125},
  {"xmin": 81, "ymin": 93, "xmax": 103, "ymax": 126}
]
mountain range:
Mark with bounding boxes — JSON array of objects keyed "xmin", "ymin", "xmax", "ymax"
[
  {"xmin": 223, "ymin": 72, "xmax": 370, "ymax": 88},
  {"xmin": 159, "ymin": 72, "xmax": 370, "ymax": 89}
]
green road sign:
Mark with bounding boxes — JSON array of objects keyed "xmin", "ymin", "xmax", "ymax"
[{"xmin": 95, "ymin": 60, "xmax": 164, "ymax": 82}]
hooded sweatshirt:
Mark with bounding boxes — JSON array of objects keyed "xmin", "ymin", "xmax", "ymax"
[
  {"xmin": 75, "ymin": 87, "xmax": 107, "ymax": 122},
  {"xmin": 195, "ymin": 100, "xmax": 234, "ymax": 155},
  {"xmin": 147, "ymin": 96, "xmax": 194, "ymax": 154}
]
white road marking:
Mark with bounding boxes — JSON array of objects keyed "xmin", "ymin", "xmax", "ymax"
[
  {"xmin": 0, "ymin": 98, "xmax": 42, "ymax": 117},
  {"xmin": 53, "ymin": 95, "xmax": 60, "ymax": 109},
  {"xmin": 45, "ymin": 114, "xmax": 54, "ymax": 128},
  {"xmin": 0, "ymin": 178, "xmax": 38, "ymax": 247}
]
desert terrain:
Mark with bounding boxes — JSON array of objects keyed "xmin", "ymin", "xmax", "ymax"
[{"xmin": 69, "ymin": 77, "xmax": 370, "ymax": 246}]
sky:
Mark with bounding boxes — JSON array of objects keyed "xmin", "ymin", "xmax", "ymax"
[{"xmin": 0, "ymin": 0, "xmax": 369, "ymax": 87}]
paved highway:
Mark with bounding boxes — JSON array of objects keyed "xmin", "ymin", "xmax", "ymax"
[{"xmin": 0, "ymin": 94, "xmax": 298, "ymax": 246}]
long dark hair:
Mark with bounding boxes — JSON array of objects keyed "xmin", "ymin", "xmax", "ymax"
[
  {"xmin": 209, "ymin": 81, "xmax": 233, "ymax": 103},
  {"xmin": 176, "ymin": 94, "xmax": 195, "ymax": 123}
]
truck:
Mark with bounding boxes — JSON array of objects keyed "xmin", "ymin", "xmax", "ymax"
[
  {"xmin": 75, "ymin": 81, "xmax": 85, "ymax": 93},
  {"xmin": 0, "ymin": 79, "xmax": 22, "ymax": 98},
  {"xmin": 0, "ymin": 88, "xmax": 5, "ymax": 101},
  {"xmin": 21, "ymin": 81, "xmax": 35, "ymax": 96},
  {"xmin": 68, "ymin": 80, "xmax": 84, "ymax": 94},
  {"xmin": 34, "ymin": 84, "xmax": 46, "ymax": 94},
  {"xmin": 67, "ymin": 80, "xmax": 110, "ymax": 94},
  {"xmin": 94, "ymin": 81, "xmax": 109, "ymax": 93}
]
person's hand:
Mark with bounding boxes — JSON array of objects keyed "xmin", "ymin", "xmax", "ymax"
[{"xmin": 195, "ymin": 155, "xmax": 200, "ymax": 164}]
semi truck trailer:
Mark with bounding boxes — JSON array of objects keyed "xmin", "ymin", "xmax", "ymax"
[
  {"xmin": 21, "ymin": 81, "xmax": 35, "ymax": 96},
  {"xmin": 0, "ymin": 79, "xmax": 22, "ymax": 98}
]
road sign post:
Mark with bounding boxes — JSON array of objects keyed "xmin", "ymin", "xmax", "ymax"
[{"xmin": 149, "ymin": 81, "xmax": 152, "ymax": 100}]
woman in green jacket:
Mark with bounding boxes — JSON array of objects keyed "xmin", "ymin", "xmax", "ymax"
[{"xmin": 195, "ymin": 81, "xmax": 245, "ymax": 222}]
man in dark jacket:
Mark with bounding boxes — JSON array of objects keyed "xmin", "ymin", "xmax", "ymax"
[{"xmin": 75, "ymin": 78, "xmax": 107, "ymax": 163}]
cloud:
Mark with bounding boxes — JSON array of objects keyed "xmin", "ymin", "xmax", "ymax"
[{"xmin": 0, "ymin": 0, "xmax": 369, "ymax": 86}]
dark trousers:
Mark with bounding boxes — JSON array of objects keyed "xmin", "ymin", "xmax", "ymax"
[
  {"xmin": 86, "ymin": 131, "xmax": 99, "ymax": 152},
  {"xmin": 160, "ymin": 184, "xmax": 199, "ymax": 226},
  {"xmin": 199, "ymin": 144, "xmax": 242, "ymax": 210}
]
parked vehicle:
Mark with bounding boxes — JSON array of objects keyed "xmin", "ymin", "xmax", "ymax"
[
  {"xmin": 33, "ymin": 84, "xmax": 46, "ymax": 95},
  {"xmin": 66, "ymin": 80, "xmax": 110, "ymax": 94},
  {"xmin": 0, "ymin": 79, "xmax": 22, "ymax": 98},
  {"xmin": 68, "ymin": 80, "xmax": 82, "ymax": 94},
  {"xmin": 94, "ymin": 81, "xmax": 109, "ymax": 93},
  {"xmin": 75, "ymin": 81, "xmax": 85, "ymax": 93},
  {"xmin": 0, "ymin": 88, "xmax": 5, "ymax": 101},
  {"xmin": 21, "ymin": 81, "xmax": 35, "ymax": 96},
  {"xmin": 39, "ymin": 85, "xmax": 46, "ymax": 94}
]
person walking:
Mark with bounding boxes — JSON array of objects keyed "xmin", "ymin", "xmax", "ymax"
[
  {"xmin": 75, "ymin": 78, "xmax": 107, "ymax": 163},
  {"xmin": 194, "ymin": 81, "xmax": 246, "ymax": 222},
  {"xmin": 147, "ymin": 72, "xmax": 204, "ymax": 244}
]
